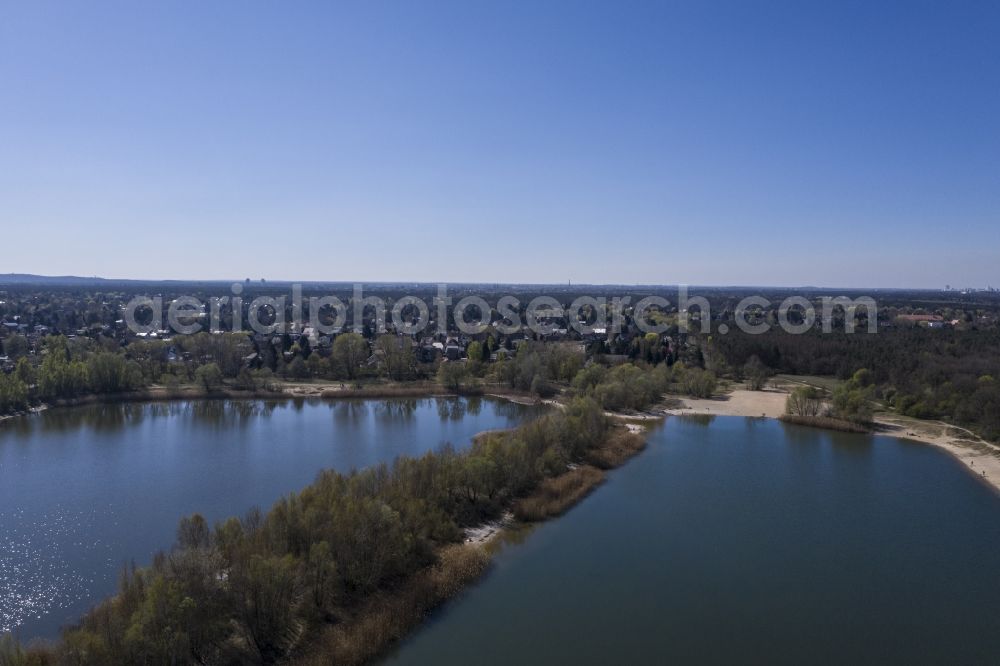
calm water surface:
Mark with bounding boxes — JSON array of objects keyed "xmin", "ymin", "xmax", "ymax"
[
  {"xmin": 385, "ymin": 416, "xmax": 1000, "ymax": 665},
  {"xmin": 0, "ymin": 396, "xmax": 541, "ymax": 639}
]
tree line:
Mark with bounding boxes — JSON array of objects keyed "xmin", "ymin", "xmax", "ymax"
[{"xmin": 0, "ymin": 336, "xmax": 145, "ymax": 414}]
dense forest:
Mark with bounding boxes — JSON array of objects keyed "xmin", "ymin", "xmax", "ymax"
[{"xmin": 712, "ymin": 328, "xmax": 1000, "ymax": 440}]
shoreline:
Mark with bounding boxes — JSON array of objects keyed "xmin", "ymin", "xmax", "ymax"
[
  {"xmin": 872, "ymin": 415, "xmax": 1000, "ymax": 494},
  {"xmin": 0, "ymin": 382, "xmax": 545, "ymax": 424},
  {"xmin": 6, "ymin": 381, "xmax": 996, "ymax": 494},
  {"xmin": 665, "ymin": 388, "xmax": 1000, "ymax": 494}
]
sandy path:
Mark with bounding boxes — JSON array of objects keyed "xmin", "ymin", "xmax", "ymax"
[{"xmin": 665, "ymin": 388, "xmax": 1000, "ymax": 494}]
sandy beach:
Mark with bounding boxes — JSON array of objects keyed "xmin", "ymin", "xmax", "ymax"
[
  {"xmin": 873, "ymin": 415, "xmax": 1000, "ymax": 494},
  {"xmin": 664, "ymin": 388, "xmax": 788, "ymax": 419},
  {"xmin": 665, "ymin": 387, "xmax": 1000, "ymax": 494}
]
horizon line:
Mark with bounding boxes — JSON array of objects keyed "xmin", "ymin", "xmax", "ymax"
[{"xmin": 1, "ymin": 272, "xmax": 992, "ymax": 293}]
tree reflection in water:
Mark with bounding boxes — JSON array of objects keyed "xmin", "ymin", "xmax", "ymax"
[
  {"xmin": 0, "ymin": 395, "xmax": 546, "ymax": 442},
  {"xmin": 436, "ymin": 397, "xmax": 467, "ymax": 421},
  {"xmin": 332, "ymin": 400, "xmax": 369, "ymax": 427},
  {"xmin": 188, "ymin": 400, "xmax": 270, "ymax": 428},
  {"xmin": 374, "ymin": 398, "xmax": 419, "ymax": 423},
  {"xmin": 466, "ymin": 396, "xmax": 483, "ymax": 416}
]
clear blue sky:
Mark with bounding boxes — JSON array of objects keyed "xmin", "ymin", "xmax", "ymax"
[{"xmin": 1, "ymin": 1, "xmax": 997, "ymax": 288}]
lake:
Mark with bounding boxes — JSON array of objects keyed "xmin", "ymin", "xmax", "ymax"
[
  {"xmin": 0, "ymin": 396, "xmax": 542, "ymax": 639},
  {"xmin": 385, "ymin": 416, "xmax": 1000, "ymax": 665}
]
